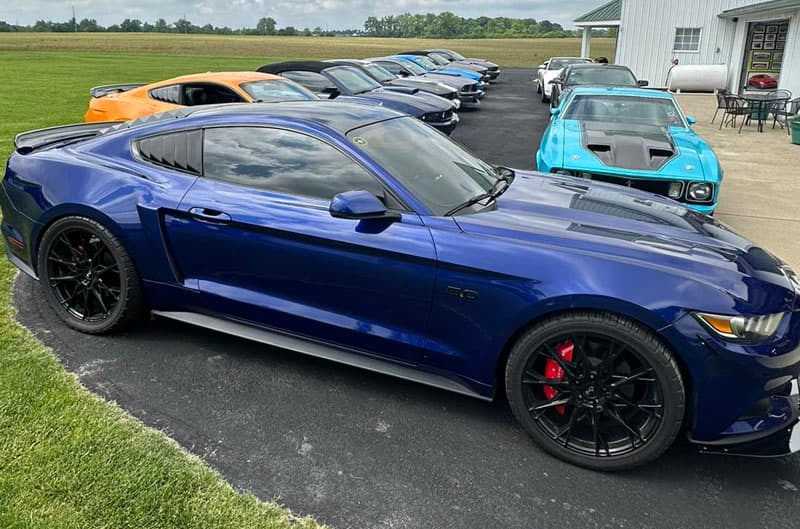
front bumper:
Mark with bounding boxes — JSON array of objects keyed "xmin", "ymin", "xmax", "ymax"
[
  {"xmin": 428, "ymin": 113, "xmax": 460, "ymax": 135},
  {"xmin": 694, "ymin": 381, "xmax": 800, "ymax": 457},
  {"xmin": 459, "ymin": 90, "xmax": 484, "ymax": 104},
  {"xmin": 665, "ymin": 309, "xmax": 800, "ymax": 456}
]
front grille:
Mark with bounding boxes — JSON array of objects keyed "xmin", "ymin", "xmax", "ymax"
[
  {"xmin": 579, "ymin": 173, "xmax": 700, "ymax": 202},
  {"xmin": 442, "ymin": 91, "xmax": 456, "ymax": 100},
  {"xmin": 422, "ymin": 109, "xmax": 453, "ymax": 122},
  {"xmin": 489, "ymin": 66, "xmax": 499, "ymax": 72},
  {"xmin": 462, "ymin": 84, "xmax": 478, "ymax": 94}
]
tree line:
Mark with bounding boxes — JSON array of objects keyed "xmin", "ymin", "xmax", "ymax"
[
  {"xmin": 0, "ymin": 17, "xmax": 356, "ymax": 36},
  {"xmin": 363, "ymin": 13, "xmax": 580, "ymax": 38},
  {"xmin": 0, "ymin": 12, "xmax": 615, "ymax": 39}
]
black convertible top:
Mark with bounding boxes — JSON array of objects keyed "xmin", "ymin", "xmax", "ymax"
[
  {"xmin": 258, "ymin": 61, "xmax": 340, "ymax": 74},
  {"xmin": 398, "ymin": 51, "xmax": 429, "ymax": 56}
]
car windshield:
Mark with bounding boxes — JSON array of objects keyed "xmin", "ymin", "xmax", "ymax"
[
  {"xmin": 549, "ymin": 58, "xmax": 591, "ymax": 70},
  {"xmin": 239, "ymin": 79, "xmax": 317, "ymax": 102},
  {"xmin": 327, "ymin": 66, "xmax": 381, "ymax": 94},
  {"xmin": 363, "ymin": 63, "xmax": 396, "ymax": 83},
  {"xmin": 566, "ymin": 68, "xmax": 637, "ymax": 86},
  {"xmin": 448, "ymin": 50, "xmax": 466, "ymax": 60},
  {"xmin": 428, "ymin": 53, "xmax": 450, "ymax": 65},
  {"xmin": 563, "ymin": 95, "xmax": 686, "ymax": 127},
  {"xmin": 397, "ymin": 59, "xmax": 427, "ymax": 76},
  {"xmin": 348, "ymin": 117, "xmax": 500, "ymax": 216},
  {"xmin": 413, "ymin": 56, "xmax": 439, "ymax": 71}
]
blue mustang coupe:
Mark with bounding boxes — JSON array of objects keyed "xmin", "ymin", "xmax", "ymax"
[
  {"xmin": 537, "ymin": 87, "xmax": 723, "ymax": 214},
  {"xmin": 3, "ymin": 102, "xmax": 798, "ymax": 470}
]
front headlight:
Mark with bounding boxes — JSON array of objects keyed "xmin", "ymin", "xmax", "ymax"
[
  {"xmin": 782, "ymin": 266, "xmax": 800, "ymax": 293},
  {"xmin": 687, "ymin": 182, "xmax": 713, "ymax": 203},
  {"xmin": 667, "ymin": 181, "xmax": 684, "ymax": 199},
  {"xmin": 694, "ymin": 312, "xmax": 787, "ymax": 341}
]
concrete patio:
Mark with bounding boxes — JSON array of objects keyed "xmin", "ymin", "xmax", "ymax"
[{"xmin": 677, "ymin": 94, "xmax": 800, "ymax": 269}]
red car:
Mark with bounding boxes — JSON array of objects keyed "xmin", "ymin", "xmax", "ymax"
[{"xmin": 748, "ymin": 74, "xmax": 778, "ymax": 89}]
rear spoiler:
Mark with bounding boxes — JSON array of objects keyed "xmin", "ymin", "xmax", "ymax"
[
  {"xmin": 14, "ymin": 122, "xmax": 121, "ymax": 154},
  {"xmin": 90, "ymin": 83, "xmax": 147, "ymax": 98}
]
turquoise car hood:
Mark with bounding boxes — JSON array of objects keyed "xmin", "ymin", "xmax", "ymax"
[{"xmin": 559, "ymin": 120, "xmax": 714, "ymax": 182}]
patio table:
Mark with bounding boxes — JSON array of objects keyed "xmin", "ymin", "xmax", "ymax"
[{"xmin": 740, "ymin": 93, "xmax": 787, "ymax": 133}]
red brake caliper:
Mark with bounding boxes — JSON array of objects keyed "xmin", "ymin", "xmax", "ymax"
[{"xmin": 543, "ymin": 340, "xmax": 574, "ymax": 415}]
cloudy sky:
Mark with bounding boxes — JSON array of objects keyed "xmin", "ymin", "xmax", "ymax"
[{"xmin": 4, "ymin": 0, "xmax": 602, "ymax": 30}]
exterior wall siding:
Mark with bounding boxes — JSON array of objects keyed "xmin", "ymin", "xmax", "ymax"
[{"xmin": 614, "ymin": 0, "xmax": 798, "ymax": 94}]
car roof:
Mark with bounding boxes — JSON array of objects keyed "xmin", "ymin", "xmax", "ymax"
[
  {"xmin": 566, "ymin": 87, "xmax": 673, "ymax": 99},
  {"xmin": 258, "ymin": 61, "xmax": 349, "ymax": 74},
  {"xmin": 153, "ymin": 72, "xmax": 283, "ymax": 85},
  {"xmin": 565, "ymin": 64, "xmax": 632, "ymax": 71},
  {"xmin": 105, "ymin": 101, "xmax": 404, "ymax": 136}
]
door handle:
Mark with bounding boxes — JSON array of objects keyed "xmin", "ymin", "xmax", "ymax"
[{"xmin": 188, "ymin": 207, "xmax": 232, "ymax": 225}]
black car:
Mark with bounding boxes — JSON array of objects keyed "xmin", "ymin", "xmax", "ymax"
[
  {"xmin": 325, "ymin": 59, "xmax": 461, "ymax": 108},
  {"xmin": 257, "ymin": 61, "xmax": 459, "ymax": 135},
  {"xmin": 549, "ymin": 64, "xmax": 649, "ymax": 108}
]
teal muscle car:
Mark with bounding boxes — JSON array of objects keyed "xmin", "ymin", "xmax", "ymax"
[{"xmin": 536, "ymin": 87, "xmax": 722, "ymax": 214}]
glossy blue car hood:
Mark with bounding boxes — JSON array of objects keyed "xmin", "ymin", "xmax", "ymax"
[
  {"xmin": 454, "ymin": 171, "xmax": 792, "ymax": 294},
  {"xmin": 559, "ymin": 120, "xmax": 717, "ymax": 182}
]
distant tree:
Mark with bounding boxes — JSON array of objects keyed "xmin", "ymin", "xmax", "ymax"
[
  {"xmin": 277, "ymin": 26, "xmax": 297, "ymax": 36},
  {"xmin": 173, "ymin": 18, "xmax": 192, "ymax": 34},
  {"xmin": 120, "ymin": 18, "xmax": 142, "ymax": 32},
  {"xmin": 78, "ymin": 18, "xmax": 101, "ymax": 32},
  {"xmin": 154, "ymin": 18, "xmax": 170, "ymax": 33},
  {"xmin": 256, "ymin": 17, "xmax": 276, "ymax": 35}
]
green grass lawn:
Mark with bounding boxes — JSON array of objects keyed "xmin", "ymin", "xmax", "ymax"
[{"xmin": 0, "ymin": 33, "xmax": 612, "ymax": 528}]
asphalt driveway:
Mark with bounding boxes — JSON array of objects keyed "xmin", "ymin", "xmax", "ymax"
[{"xmin": 14, "ymin": 68, "xmax": 800, "ymax": 529}]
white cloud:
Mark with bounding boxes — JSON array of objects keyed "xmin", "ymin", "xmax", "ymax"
[{"xmin": 3, "ymin": 0, "xmax": 601, "ymax": 30}]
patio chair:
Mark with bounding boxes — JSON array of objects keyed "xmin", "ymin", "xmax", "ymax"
[
  {"xmin": 720, "ymin": 95, "xmax": 750, "ymax": 133},
  {"xmin": 771, "ymin": 97, "xmax": 800, "ymax": 134},
  {"xmin": 711, "ymin": 89, "xmax": 730, "ymax": 124}
]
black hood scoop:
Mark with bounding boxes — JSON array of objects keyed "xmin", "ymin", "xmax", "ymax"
[{"xmin": 582, "ymin": 122, "xmax": 676, "ymax": 171}]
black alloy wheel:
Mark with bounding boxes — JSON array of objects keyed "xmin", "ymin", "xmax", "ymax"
[
  {"xmin": 506, "ymin": 312, "xmax": 685, "ymax": 471},
  {"xmin": 38, "ymin": 216, "xmax": 145, "ymax": 334}
]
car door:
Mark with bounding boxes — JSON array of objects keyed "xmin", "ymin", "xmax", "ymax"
[{"xmin": 162, "ymin": 125, "xmax": 437, "ymax": 364}]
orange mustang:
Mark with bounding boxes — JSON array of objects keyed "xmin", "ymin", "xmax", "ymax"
[{"xmin": 85, "ymin": 71, "xmax": 317, "ymax": 122}]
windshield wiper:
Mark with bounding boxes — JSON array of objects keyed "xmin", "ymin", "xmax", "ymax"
[{"xmin": 444, "ymin": 174, "xmax": 512, "ymax": 217}]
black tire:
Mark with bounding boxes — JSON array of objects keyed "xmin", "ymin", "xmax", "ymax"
[
  {"xmin": 505, "ymin": 311, "xmax": 685, "ymax": 471},
  {"xmin": 37, "ymin": 216, "xmax": 146, "ymax": 334},
  {"xmin": 541, "ymin": 87, "xmax": 549, "ymax": 103},
  {"xmin": 536, "ymin": 80, "xmax": 542, "ymax": 94}
]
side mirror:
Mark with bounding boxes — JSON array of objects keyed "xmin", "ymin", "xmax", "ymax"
[
  {"xmin": 330, "ymin": 190, "xmax": 401, "ymax": 221},
  {"xmin": 320, "ymin": 86, "xmax": 340, "ymax": 99},
  {"xmin": 686, "ymin": 116, "xmax": 697, "ymax": 125},
  {"xmin": 550, "ymin": 107, "xmax": 561, "ymax": 116},
  {"xmin": 538, "ymin": 64, "xmax": 546, "ymax": 69},
  {"xmin": 638, "ymin": 80, "xmax": 649, "ymax": 87}
]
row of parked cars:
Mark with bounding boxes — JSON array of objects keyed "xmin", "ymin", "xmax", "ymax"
[
  {"xmin": 535, "ymin": 57, "xmax": 722, "ymax": 214},
  {"xmin": 3, "ymin": 49, "xmax": 799, "ymax": 472},
  {"xmin": 85, "ymin": 49, "xmax": 500, "ymax": 137}
]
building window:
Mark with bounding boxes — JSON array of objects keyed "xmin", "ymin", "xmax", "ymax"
[{"xmin": 673, "ymin": 28, "xmax": 702, "ymax": 52}]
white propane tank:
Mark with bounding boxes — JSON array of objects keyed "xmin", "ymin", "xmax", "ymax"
[{"xmin": 667, "ymin": 64, "xmax": 728, "ymax": 92}]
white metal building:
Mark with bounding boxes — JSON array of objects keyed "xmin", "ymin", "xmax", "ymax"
[{"xmin": 575, "ymin": 0, "xmax": 800, "ymax": 94}]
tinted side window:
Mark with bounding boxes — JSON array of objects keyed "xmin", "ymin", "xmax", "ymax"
[
  {"xmin": 181, "ymin": 83, "xmax": 245, "ymax": 105},
  {"xmin": 203, "ymin": 127, "xmax": 385, "ymax": 201},
  {"xmin": 137, "ymin": 130, "xmax": 203, "ymax": 174},
  {"xmin": 149, "ymin": 85, "xmax": 182, "ymax": 104},
  {"xmin": 278, "ymin": 71, "xmax": 332, "ymax": 92}
]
